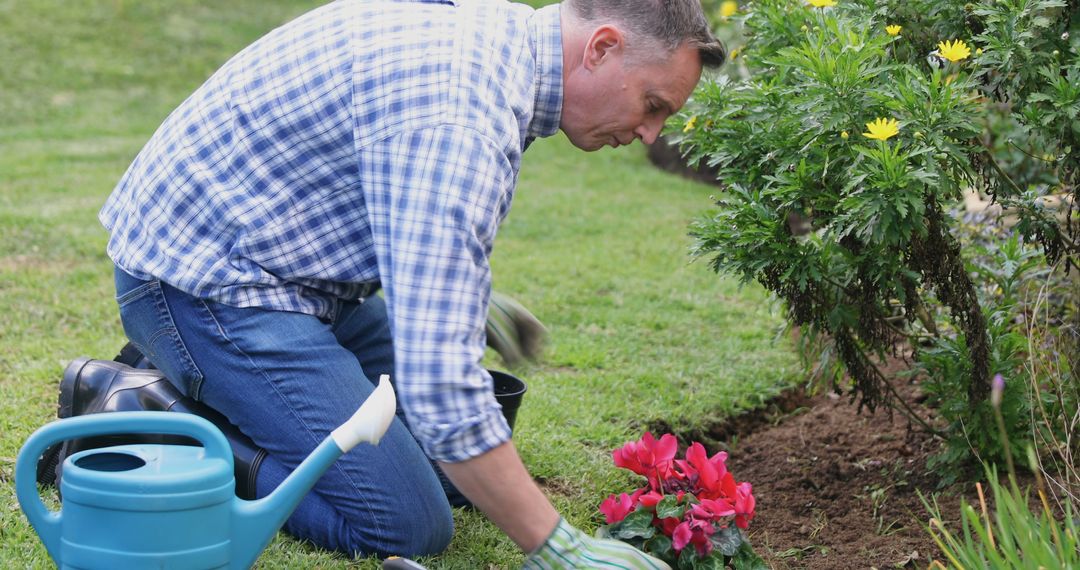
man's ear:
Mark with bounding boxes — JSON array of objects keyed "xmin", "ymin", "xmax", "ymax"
[{"xmin": 583, "ymin": 25, "xmax": 624, "ymax": 71}]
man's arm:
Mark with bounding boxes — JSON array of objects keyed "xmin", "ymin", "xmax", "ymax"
[
  {"xmin": 440, "ymin": 441, "xmax": 559, "ymax": 552},
  {"xmin": 444, "ymin": 444, "xmax": 673, "ymax": 569},
  {"xmin": 361, "ymin": 125, "xmax": 516, "ymax": 464},
  {"xmin": 362, "ymin": 126, "xmax": 667, "ymax": 567}
]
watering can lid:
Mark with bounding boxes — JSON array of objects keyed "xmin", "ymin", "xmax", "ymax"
[{"xmin": 62, "ymin": 444, "xmax": 234, "ymax": 508}]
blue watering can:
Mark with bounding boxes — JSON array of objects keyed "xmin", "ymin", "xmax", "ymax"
[{"xmin": 16, "ymin": 375, "xmax": 397, "ymax": 569}]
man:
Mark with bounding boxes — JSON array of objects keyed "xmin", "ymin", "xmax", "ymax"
[{"xmin": 85, "ymin": 0, "xmax": 723, "ymax": 565}]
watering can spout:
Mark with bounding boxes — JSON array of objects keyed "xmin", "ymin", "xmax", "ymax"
[{"xmin": 230, "ymin": 375, "xmax": 397, "ymax": 569}]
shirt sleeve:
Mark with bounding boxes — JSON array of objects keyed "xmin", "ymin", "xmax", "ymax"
[{"xmin": 359, "ymin": 124, "xmax": 516, "ymax": 463}]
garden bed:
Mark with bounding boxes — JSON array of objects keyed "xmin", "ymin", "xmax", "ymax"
[{"xmin": 721, "ymin": 369, "xmax": 944, "ymax": 568}]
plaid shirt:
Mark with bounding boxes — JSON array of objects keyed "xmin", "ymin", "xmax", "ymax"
[{"xmin": 100, "ymin": 0, "xmax": 563, "ymax": 462}]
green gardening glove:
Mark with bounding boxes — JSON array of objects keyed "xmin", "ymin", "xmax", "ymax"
[
  {"xmin": 486, "ymin": 291, "xmax": 547, "ymax": 367},
  {"xmin": 522, "ymin": 518, "xmax": 671, "ymax": 570}
]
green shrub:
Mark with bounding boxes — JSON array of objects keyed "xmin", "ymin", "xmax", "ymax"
[{"xmin": 679, "ymin": 0, "xmax": 1079, "ymax": 471}]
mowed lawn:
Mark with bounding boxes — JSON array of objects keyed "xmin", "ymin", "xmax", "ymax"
[{"xmin": 0, "ymin": 1, "xmax": 798, "ymax": 568}]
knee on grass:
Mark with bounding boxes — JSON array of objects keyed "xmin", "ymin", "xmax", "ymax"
[{"xmin": 342, "ymin": 499, "xmax": 455, "ymax": 558}]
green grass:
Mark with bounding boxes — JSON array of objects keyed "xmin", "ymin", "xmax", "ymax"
[{"xmin": 0, "ymin": 1, "xmax": 798, "ymax": 568}]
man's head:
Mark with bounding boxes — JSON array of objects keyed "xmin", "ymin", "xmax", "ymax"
[{"xmin": 558, "ymin": 0, "xmax": 726, "ymax": 151}]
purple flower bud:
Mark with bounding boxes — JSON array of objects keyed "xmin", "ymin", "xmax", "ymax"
[{"xmin": 991, "ymin": 374, "xmax": 1004, "ymax": 407}]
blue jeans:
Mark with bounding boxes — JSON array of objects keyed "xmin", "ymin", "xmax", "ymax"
[{"xmin": 113, "ymin": 267, "xmax": 455, "ymax": 557}]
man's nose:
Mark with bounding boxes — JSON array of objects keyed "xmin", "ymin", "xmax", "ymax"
[{"xmin": 635, "ymin": 117, "xmax": 664, "ymax": 145}]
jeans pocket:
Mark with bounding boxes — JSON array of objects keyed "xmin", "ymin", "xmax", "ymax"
[{"xmin": 116, "ymin": 278, "xmax": 205, "ymax": 398}]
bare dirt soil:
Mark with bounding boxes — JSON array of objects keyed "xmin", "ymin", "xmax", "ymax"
[{"xmin": 718, "ymin": 376, "xmax": 949, "ymax": 569}]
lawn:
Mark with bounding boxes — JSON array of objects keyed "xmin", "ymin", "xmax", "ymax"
[{"xmin": 0, "ymin": 1, "xmax": 798, "ymax": 568}]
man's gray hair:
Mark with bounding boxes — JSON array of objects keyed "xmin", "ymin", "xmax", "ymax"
[{"xmin": 563, "ymin": 0, "xmax": 727, "ymax": 68}]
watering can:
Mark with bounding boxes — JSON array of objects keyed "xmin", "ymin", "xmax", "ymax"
[{"xmin": 15, "ymin": 374, "xmax": 397, "ymax": 569}]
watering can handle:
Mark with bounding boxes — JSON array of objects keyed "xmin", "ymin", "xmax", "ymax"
[
  {"xmin": 15, "ymin": 412, "xmax": 233, "ymax": 559},
  {"xmin": 330, "ymin": 374, "xmax": 397, "ymax": 452}
]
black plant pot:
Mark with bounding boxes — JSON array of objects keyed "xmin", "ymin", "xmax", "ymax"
[{"xmin": 489, "ymin": 369, "xmax": 527, "ymax": 432}]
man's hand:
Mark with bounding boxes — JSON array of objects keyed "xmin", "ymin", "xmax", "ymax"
[
  {"xmin": 523, "ymin": 518, "xmax": 672, "ymax": 570},
  {"xmin": 486, "ymin": 291, "xmax": 546, "ymax": 367}
]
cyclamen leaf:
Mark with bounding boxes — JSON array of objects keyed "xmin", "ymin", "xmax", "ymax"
[
  {"xmin": 677, "ymin": 547, "xmax": 700, "ymax": 570},
  {"xmin": 730, "ymin": 540, "xmax": 770, "ymax": 570},
  {"xmin": 709, "ymin": 525, "xmax": 744, "ymax": 556},
  {"xmin": 691, "ymin": 553, "xmax": 728, "ymax": 570},
  {"xmin": 656, "ymin": 495, "xmax": 687, "ymax": 519},
  {"xmin": 614, "ymin": 508, "xmax": 656, "ymax": 540},
  {"xmin": 643, "ymin": 534, "xmax": 675, "ymax": 563}
]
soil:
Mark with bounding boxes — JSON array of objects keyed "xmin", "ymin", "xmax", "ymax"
[{"xmin": 716, "ymin": 374, "xmax": 949, "ymax": 569}]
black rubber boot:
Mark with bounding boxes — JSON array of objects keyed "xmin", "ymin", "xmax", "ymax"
[{"xmin": 36, "ymin": 357, "xmax": 267, "ymax": 500}]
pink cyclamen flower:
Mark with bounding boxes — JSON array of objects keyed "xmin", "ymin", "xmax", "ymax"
[
  {"xmin": 613, "ymin": 432, "xmax": 678, "ymax": 487},
  {"xmin": 672, "ymin": 517, "xmax": 716, "ymax": 556},
  {"xmin": 599, "ymin": 488, "xmax": 644, "ymax": 524},
  {"xmin": 734, "ymin": 482, "xmax": 756, "ymax": 529},
  {"xmin": 690, "ymin": 497, "xmax": 736, "ymax": 520},
  {"xmin": 678, "ymin": 442, "xmax": 730, "ymax": 498},
  {"xmin": 637, "ymin": 490, "xmax": 665, "ymax": 509},
  {"xmin": 672, "ymin": 521, "xmax": 693, "ymax": 552},
  {"xmin": 658, "ymin": 514, "xmax": 681, "ymax": 538}
]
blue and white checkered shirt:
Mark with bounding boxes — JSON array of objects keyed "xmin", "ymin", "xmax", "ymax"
[{"xmin": 100, "ymin": 0, "xmax": 563, "ymax": 462}]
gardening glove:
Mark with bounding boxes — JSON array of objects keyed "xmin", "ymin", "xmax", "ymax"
[
  {"xmin": 486, "ymin": 290, "xmax": 547, "ymax": 367},
  {"xmin": 522, "ymin": 517, "xmax": 671, "ymax": 570}
]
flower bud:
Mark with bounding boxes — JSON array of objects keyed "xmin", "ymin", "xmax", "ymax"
[
  {"xmin": 914, "ymin": 131, "xmax": 924, "ymax": 139},
  {"xmin": 801, "ymin": 24, "xmax": 809, "ymax": 32},
  {"xmin": 1063, "ymin": 32, "xmax": 1070, "ymax": 41},
  {"xmin": 991, "ymin": 374, "xmax": 1005, "ymax": 407},
  {"xmin": 841, "ymin": 130, "xmax": 849, "ymax": 139},
  {"xmin": 1053, "ymin": 50, "xmax": 1060, "ymax": 56}
]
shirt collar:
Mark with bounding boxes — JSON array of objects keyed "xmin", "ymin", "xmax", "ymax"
[{"xmin": 526, "ymin": 4, "xmax": 563, "ymax": 142}]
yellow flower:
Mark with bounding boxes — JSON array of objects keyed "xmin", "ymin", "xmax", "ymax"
[
  {"xmin": 807, "ymin": 0, "xmax": 836, "ymax": 6},
  {"xmin": 720, "ymin": 0, "xmax": 738, "ymax": 19},
  {"xmin": 886, "ymin": 25, "xmax": 902, "ymax": 36},
  {"xmin": 683, "ymin": 116, "xmax": 698, "ymax": 133},
  {"xmin": 862, "ymin": 117, "xmax": 900, "ymax": 141},
  {"xmin": 730, "ymin": 48, "xmax": 740, "ymax": 60},
  {"xmin": 976, "ymin": 48, "xmax": 983, "ymax": 55},
  {"xmin": 937, "ymin": 39, "xmax": 971, "ymax": 62},
  {"xmin": 841, "ymin": 131, "xmax": 849, "ymax": 139}
]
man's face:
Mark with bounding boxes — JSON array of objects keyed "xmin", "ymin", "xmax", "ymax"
[{"xmin": 561, "ymin": 30, "xmax": 703, "ymax": 152}]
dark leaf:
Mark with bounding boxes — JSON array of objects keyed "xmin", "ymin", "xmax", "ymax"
[
  {"xmin": 730, "ymin": 540, "xmax": 770, "ymax": 570},
  {"xmin": 615, "ymin": 508, "xmax": 657, "ymax": 540},
  {"xmin": 709, "ymin": 525, "xmax": 744, "ymax": 557},
  {"xmin": 656, "ymin": 495, "xmax": 688, "ymax": 520}
]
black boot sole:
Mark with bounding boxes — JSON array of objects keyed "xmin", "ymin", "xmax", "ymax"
[
  {"xmin": 34, "ymin": 441, "xmax": 64, "ymax": 488},
  {"xmin": 57, "ymin": 356, "xmax": 92, "ymax": 420},
  {"xmin": 35, "ymin": 357, "xmax": 92, "ymax": 487}
]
